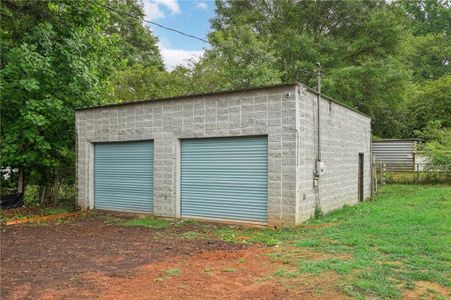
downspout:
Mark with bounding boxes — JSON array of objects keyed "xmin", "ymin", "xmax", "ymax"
[
  {"xmin": 313, "ymin": 63, "xmax": 323, "ymax": 217},
  {"xmin": 370, "ymin": 130, "xmax": 373, "ymax": 197},
  {"xmin": 315, "ymin": 62, "xmax": 323, "ymax": 177},
  {"xmin": 317, "ymin": 63, "xmax": 321, "ymax": 163}
]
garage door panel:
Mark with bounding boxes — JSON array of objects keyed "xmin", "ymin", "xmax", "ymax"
[
  {"xmin": 94, "ymin": 141, "xmax": 153, "ymax": 213},
  {"xmin": 181, "ymin": 136, "xmax": 268, "ymax": 223}
]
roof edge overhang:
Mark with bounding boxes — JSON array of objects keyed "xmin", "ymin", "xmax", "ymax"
[
  {"xmin": 76, "ymin": 82, "xmax": 297, "ymax": 111},
  {"xmin": 372, "ymin": 138, "xmax": 422, "ymax": 142},
  {"xmin": 76, "ymin": 81, "xmax": 371, "ymax": 119}
]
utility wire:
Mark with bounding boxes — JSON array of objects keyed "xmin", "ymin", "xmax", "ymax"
[{"xmin": 86, "ymin": 0, "xmax": 210, "ymax": 44}]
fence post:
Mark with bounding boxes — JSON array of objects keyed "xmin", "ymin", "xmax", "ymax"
[
  {"xmin": 371, "ymin": 156, "xmax": 377, "ymax": 196},
  {"xmin": 416, "ymin": 164, "xmax": 420, "ymax": 182}
]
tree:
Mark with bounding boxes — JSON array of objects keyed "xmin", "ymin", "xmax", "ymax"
[
  {"xmin": 397, "ymin": 0, "xmax": 450, "ymax": 35},
  {"xmin": 415, "ymin": 121, "xmax": 451, "ymax": 178},
  {"xmin": 410, "ymin": 75, "xmax": 451, "ymax": 132},
  {"xmin": 200, "ymin": 25, "xmax": 282, "ymax": 90},
  {"xmin": 107, "ymin": 0, "xmax": 164, "ymax": 69},
  {"xmin": 397, "ymin": 0, "xmax": 451, "ymax": 83},
  {"xmin": 0, "ymin": 0, "xmax": 119, "ymax": 201},
  {"xmin": 206, "ymin": 0, "xmax": 411, "ymax": 137},
  {"xmin": 395, "ymin": 0, "xmax": 451, "ymax": 138},
  {"xmin": 323, "ymin": 58, "xmax": 412, "ymax": 138},
  {"xmin": 111, "ymin": 65, "xmax": 190, "ymax": 101},
  {"xmin": 407, "ymin": 33, "xmax": 451, "ymax": 82},
  {"xmin": 112, "ymin": 23, "xmax": 283, "ymax": 99}
]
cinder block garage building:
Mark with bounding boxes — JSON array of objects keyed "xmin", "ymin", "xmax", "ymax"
[{"xmin": 76, "ymin": 83, "xmax": 371, "ymax": 226}]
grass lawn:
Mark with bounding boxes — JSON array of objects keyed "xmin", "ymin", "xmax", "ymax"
[{"xmin": 212, "ymin": 185, "xmax": 451, "ymax": 299}]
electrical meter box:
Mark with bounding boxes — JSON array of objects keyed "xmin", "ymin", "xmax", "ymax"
[{"xmin": 316, "ymin": 160, "xmax": 325, "ymax": 176}]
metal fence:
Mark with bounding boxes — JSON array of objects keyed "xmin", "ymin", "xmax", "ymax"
[{"xmin": 372, "ymin": 139, "xmax": 420, "ymax": 172}]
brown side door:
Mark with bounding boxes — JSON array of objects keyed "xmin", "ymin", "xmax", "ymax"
[{"xmin": 358, "ymin": 153, "xmax": 364, "ymax": 201}]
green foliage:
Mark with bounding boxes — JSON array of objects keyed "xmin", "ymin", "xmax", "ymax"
[
  {"xmin": 274, "ymin": 269, "xmax": 299, "ymax": 278},
  {"xmin": 0, "ymin": 0, "xmax": 120, "ymax": 201},
  {"xmin": 407, "ymin": 33, "xmax": 451, "ymax": 82},
  {"xmin": 397, "ymin": 0, "xmax": 451, "ymax": 35},
  {"xmin": 385, "ymin": 171, "xmax": 450, "ymax": 184},
  {"xmin": 420, "ymin": 124, "xmax": 451, "ymax": 176},
  {"xmin": 201, "ymin": 25, "xmax": 282, "ymax": 90},
  {"xmin": 0, "ymin": 0, "xmax": 162, "ymax": 204},
  {"xmin": 222, "ymin": 268, "xmax": 237, "ymax": 273},
  {"xmin": 410, "ymin": 76, "xmax": 451, "ymax": 132},
  {"xmin": 119, "ymin": 216, "xmax": 172, "ymax": 228},
  {"xmin": 415, "ymin": 121, "xmax": 451, "ymax": 178},
  {"xmin": 0, "ymin": 206, "xmax": 72, "ymax": 223},
  {"xmin": 423, "ymin": 140, "xmax": 451, "ymax": 174},
  {"xmin": 324, "ymin": 58, "xmax": 412, "ymax": 137},
  {"xmin": 111, "ymin": 65, "xmax": 190, "ymax": 102},
  {"xmin": 203, "ymin": 267, "xmax": 214, "ymax": 276},
  {"xmin": 394, "ymin": 0, "xmax": 450, "ymax": 139},
  {"xmin": 314, "ymin": 205, "xmax": 323, "ymax": 219},
  {"xmin": 202, "ymin": 0, "xmax": 450, "ymax": 139},
  {"xmin": 164, "ymin": 268, "xmax": 181, "ymax": 277},
  {"xmin": 107, "ymin": 0, "xmax": 163, "ymax": 69},
  {"xmin": 416, "ymin": 120, "xmax": 448, "ymax": 141},
  {"xmin": 181, "ymin": 231, "xmax": 199, "ymax": 239},
  {"xmin": 207, "ymin": 0, "xmax": 414, "ymax": 137},
  {"xmin": 214, "ymin": 226, "xmax": 282, "ymax": 246}
]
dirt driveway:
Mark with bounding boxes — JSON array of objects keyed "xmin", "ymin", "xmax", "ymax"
[{"xmin": 1, "ymin": 216, "xmax": 342, "ymax": 300}]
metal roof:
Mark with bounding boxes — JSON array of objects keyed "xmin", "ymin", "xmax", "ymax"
[
  {"xmin": 76, "ymin": 81, "xmax": 370, "ymax": 118},
  {"xmin": 76, "ymin": 82, "xmax": 297, "ymax": 111}
]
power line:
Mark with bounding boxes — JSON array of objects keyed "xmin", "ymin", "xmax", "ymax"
[{"xmin": 87, "ymin": 0, "xmax": 210, "ymax": 44}]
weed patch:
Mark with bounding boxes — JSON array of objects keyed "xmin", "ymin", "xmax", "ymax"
[
  {"xmin": 274, "ymin": 269, "xmax": 299, "ymax": 278},
  {"xmin": 222, "ymin": 268, "xmax": 237, "ymax": 273},
  {"xmin": 118, "ymin": 217, "xmax": 171, "ymax": 229},
  {"xmin": 203, "ymin": 267, "xmax": 214, "ymax": 276},
  {"xmin": 164, "ymin": 268, "xmax": 181, "ymax": 277},
  {"xmin": 0, "ymin": 207, "xmax": 73, "ymax": 223},
  {"xmin": 181, "ymin": 231, "xmax": 199, "ymax": 239}
]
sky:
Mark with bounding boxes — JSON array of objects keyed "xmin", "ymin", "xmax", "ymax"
[{"xmin": 143, "ymin": 0, "xmax": 215, "ymax": 70}]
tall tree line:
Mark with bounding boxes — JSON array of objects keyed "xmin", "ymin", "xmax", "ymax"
[
  {"xmin": 0, "ymin": 0, "xmax": 163, "ymax": 202},
  {"xmin": 197, "ymin": 0, "xmax": 450, "ymax": 138},
  {"xmin": 112, "ymin": 0, "xmax": 449, "ymax": 139},
  {"xmin": 1, "ymin": 0, "xmax": 450, "ymax": 201}
]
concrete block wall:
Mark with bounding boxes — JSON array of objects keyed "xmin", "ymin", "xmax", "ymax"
[
  {"xmin": 295, "ymin": 85, "xmax": 372, "ymax": 222},
  {"xmin": 76, "ymin": 83, "xmax": 371, "ymax": 226},
  {"xmin": 76, "ymin": 85, "xmax": 299, "ymax": 226}
]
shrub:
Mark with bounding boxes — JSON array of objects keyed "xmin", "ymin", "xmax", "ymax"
[{"xmin": 416, "ymin": 121, "xmax": 450, "ymax": 182}]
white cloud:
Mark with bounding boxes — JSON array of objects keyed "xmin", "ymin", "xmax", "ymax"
[
  {"xmin": 143, "ymin": 0, "xmax": 181, "ymax": 21},
  {"xmin": 156, "ymin": 0, "xmax": 180, "ymax": 14},
  {"xmin": 144, "ymin": 2, "xmax": 164, "ymax": 20},
  {"xmin": 195, "ymin": 1, "xmax": 208, "ymax": 10},
  {"xmin": 159, "ymin": 43, "xmax": 204, "ymax": 70}
]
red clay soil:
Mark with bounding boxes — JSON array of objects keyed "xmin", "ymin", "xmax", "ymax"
[
  {"xmin": 91, "ymin": 247, "xmax": 345, "ymax": 300},
  {"xmin": 402, "ymin": 281, "xmax": 450, "ymax": 299},
  {"xmin": 1, "ymin": 217, "xmax": 344, "ymax": 300},
  {"xmin": 1, "ymin": 217, "xmax": 243, "ymax": 300}
]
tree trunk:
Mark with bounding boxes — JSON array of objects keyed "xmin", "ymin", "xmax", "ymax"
[
  {"xmin": 18, "ymin": 167, "xmax": 24, "ymax": 194},
  {"xmin": 51, "ymin": 172, "xmax": 60, "ymax": 205},
  {"xmin": 41, "ymin": 185, "xmax": 52, "ymax": 206},
  {"xmin": 40, "ymin": 186, "xmax": 47, "ymax": 205}
]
